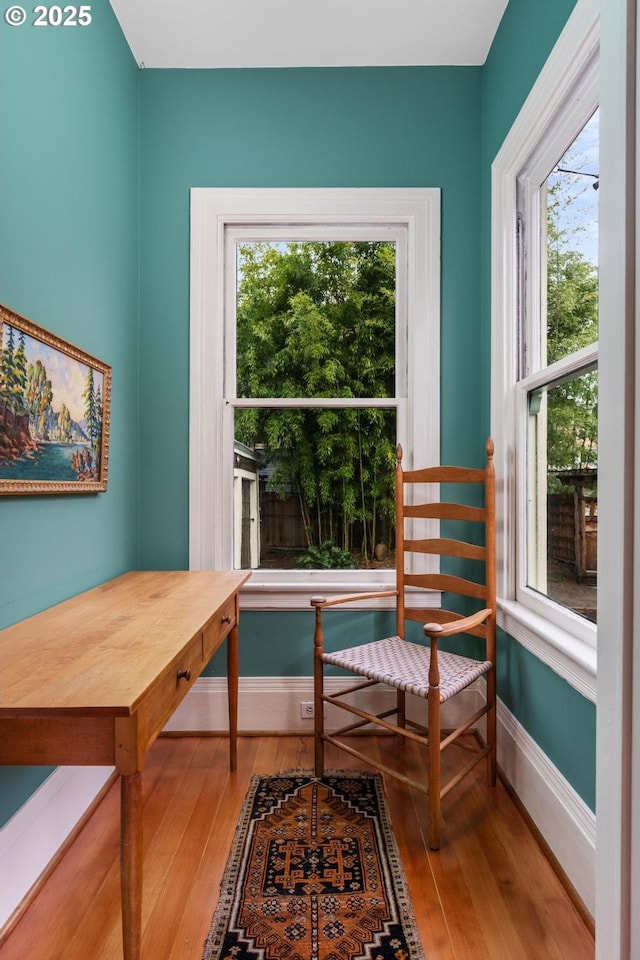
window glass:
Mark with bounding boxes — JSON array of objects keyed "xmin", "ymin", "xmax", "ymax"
[
  {"xmin": 236, "ymin": 241, "xmax": 396, "ymax": 400},
  {"xmin": 233, "ymin": 407, "xmax": 397, "ymax": 571},
  {"xmin": 544, "ymin": 110, "xmax": 599, "ymax": 365},
  {"xmin": 526, "ymin": 369, "xmax": 598, "ymax": 622}
]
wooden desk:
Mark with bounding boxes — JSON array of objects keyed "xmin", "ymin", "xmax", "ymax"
[{"xmin": 0, "ymin": 570, "xmax": 250, "ymax": 960}]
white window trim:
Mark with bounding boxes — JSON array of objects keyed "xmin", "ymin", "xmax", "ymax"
[
  {"xmin": 491, "ymin": 0, "xmax": 598, "ymax": 702},
  {"xmin": 189, "ymin": 188, "xmax": 441, "ymax": 610}
]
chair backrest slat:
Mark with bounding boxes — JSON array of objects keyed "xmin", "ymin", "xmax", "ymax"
[
  {"xmin": 405, "ymin": 502, "xmax": 486, "ymax": 522},
  {"xmin": 405, "ymin": 538, "xmax": 485, "ymax": 562},
  {"xmin": 405, "ymin": 572, "xmax": 488, "ymax": 601},
  {"xmin": 403, "ymin": 465, "xmax": 486, "ymax": 484}
]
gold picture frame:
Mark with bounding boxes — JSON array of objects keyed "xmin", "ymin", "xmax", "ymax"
[{"xmin": 0, "ymin": 304, "xmax": 111, "ymax": 495}]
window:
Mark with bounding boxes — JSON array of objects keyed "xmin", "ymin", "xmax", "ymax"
[
  {"xmin": 190, "ymin": 189, "xmax": 441, "ymax": 609},
  {"xmin": 518, "ymin": 110, "xmax": 599, "ymax": 633},
  {"xmin": 491, "ymin": 0, "xmax": 598, "ymax": 700}
]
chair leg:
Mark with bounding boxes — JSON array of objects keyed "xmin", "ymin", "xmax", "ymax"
[
  {"xmin": 313, "ymin": 604, "xmax": 325, "ymax": 777},
  {"xmin": 397, "ymin": 689, "xmax": 406, "ymax": 749},
  {"xmin": 427, "ymin": 691, "xmax": 441, "ymax": 850},
  {"xmin": 486, "ymin": 670, "xmax": 497, "ymax": 786}
]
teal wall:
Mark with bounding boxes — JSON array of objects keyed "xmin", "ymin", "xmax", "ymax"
[
  {"xmin": 138, "ymin": 66, "xmax": 484, "ymax": 570},
  {"xmin": 481, "ymin": 0, "xmax": 595, "ymax": 812},
  {"xmin": 0, "ymin": 1, "xmax": 140, "ymax": 825},
  {"xmin": 498, "ymin": 631, "xmax": 596, "ymax": 808},
  {"xmin": 207, "ymin": 610, "xmax": 398, "ymax": 679}
]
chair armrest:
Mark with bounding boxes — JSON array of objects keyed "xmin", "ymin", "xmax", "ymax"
[
  {"xmin": 423, "ymin": 607, "xmax": 493, "ymax": 639},
  {"xmin": 311, "ymin": 590, "xmax": 398, "ymax": 608}
]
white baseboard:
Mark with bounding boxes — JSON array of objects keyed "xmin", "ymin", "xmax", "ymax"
[
  {"xmin": 0, "ymin": 766, "xmax": 113, "ymax": 932},
  {"xmin": 497, "ymin": 699, "xmax": 596, "ymax": 916},
  {"xmin": 0, "ymin": 677, "xmax": 595, "ymax": 931},
  {"xmin": 162, "ymin": 675, "xmax": 482, "ymax": 733}
]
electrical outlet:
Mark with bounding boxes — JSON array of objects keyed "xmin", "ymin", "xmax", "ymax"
[{"xmin": 300, "ymin": 701, "xmax": 326, "ymax": 718}]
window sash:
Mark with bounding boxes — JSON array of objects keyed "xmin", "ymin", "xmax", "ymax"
[
  {"xmin": 224, "ymin": 229, "xmax": 406, "ymax": 577},
  {"xmin": 224, "ymin": 225, "xmax": 408, "ymax": 403},
  {"xmin": 515, "ymin": 370, "xmax": 598, "ymax": 649}
]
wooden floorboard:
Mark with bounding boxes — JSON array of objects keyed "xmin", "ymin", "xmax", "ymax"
[{"xmin": 0, "ymin": 735, "xmax": 594, "ymax": 960}]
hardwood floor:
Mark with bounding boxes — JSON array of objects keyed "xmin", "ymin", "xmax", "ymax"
[{"xmin": 0, "ymin": 735, "xmax": 594, "ymax": 960}]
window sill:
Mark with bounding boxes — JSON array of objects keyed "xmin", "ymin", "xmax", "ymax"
[
  {"xmin": 498, "ymin": 597, "xmax": 596, "ymax": 703},
  {"xmin": 239, "ymin": 571, "xmax": 441, "ymax": 612}
]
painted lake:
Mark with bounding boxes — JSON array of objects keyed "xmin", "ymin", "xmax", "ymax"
[{"xmin": 0, "ymin": 443, "xmax": 89, "ymax": 481}]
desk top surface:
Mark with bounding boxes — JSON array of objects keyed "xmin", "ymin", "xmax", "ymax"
[{"xmin": 0, "ymin": 570, "xmax": 250, "ymax": 717}]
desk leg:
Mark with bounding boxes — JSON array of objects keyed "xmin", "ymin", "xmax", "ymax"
[
  {"xmin": 227, "ymin": 622, "xmax": 238, "ymax": 771},
  {"xmin": 121, "ymin": 772, "xmax": 143, "ymax": 960}
]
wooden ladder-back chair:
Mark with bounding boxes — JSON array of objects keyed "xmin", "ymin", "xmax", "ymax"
[{"xmin": 312, "ymin": 439, "xmax": 496, "ymax": 849}]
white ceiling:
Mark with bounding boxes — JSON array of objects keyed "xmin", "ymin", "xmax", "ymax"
[{"xmin": 109, "ymin": 0, "xmax": 509, "ymax": 70}]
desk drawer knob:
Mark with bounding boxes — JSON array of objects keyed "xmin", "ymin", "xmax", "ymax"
[
  {"xmin": 221, "ymin": 615, "xmax": 231, "ymax": 624},
  {"xmin": 177, "ymin": 668, "xmax": 192, "ymax": 682}
]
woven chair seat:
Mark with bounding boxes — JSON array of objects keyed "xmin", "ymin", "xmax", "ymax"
[{"xmin": 322, "ymin": 635, "xmax": 492, "ymax": 704}]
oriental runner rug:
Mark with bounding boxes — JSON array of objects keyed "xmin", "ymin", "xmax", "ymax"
[{"xmin": 202, "ymin": 771, "xmax": 425, "ymax": 960}]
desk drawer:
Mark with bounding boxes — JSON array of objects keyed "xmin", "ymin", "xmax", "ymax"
[
  {"xmin": 202, "ymin": 597, "xmax": 236, "ymax": 660},
  {"xmin": 140, "ymin": 634, "xmax": 203, "ymax": 749}
]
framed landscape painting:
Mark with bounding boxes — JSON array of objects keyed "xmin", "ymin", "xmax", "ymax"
[{"xmin": 0, "ymin": 304, "xmax": 111, "ymax": 495}]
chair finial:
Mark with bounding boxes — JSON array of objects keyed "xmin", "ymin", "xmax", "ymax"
[
  {"xmin": 396, "ymin": 444, "xmax": 403, "ymax": 464},
  {"xmin": 486, "ymin": 437, "xmax": 494, "ymax": 460}
]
